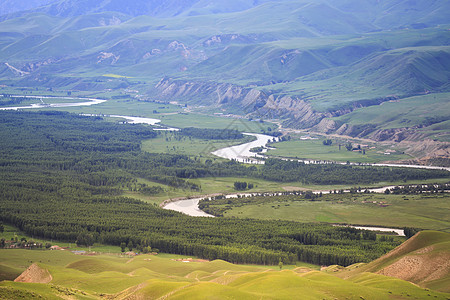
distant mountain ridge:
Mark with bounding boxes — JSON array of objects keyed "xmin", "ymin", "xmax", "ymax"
[
  {"xmin": 0, "ymin": 0, "xmax": 449, "ymax": 150},
  {"xmin": 3, "ymin": 0, "xmax": 450, "ymax": 27},
  {"xmin": 0, "ymin": 0, "xmax": 56, "ymax": 17},
  {"xmin": 1, "ymin": 0, "xmax": 275, "ymax": 19}
]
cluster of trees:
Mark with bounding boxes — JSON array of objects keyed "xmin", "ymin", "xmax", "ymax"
[
  {"xmin": 179, "ymin": 127, "xmax": 244, "ymax": 140},
  {"xmin": 260, "ymin": 159, "xmax": 448, "ymax": 185},
  {"xmin": 403, "ymin": 227, "xmax": 420, "ymax": 238},
  {"xmin": 233, "ymin": 181, "xmax": 254, "ymax": 191},
  {"xmin": 385, "ymin": 184, "xmax": 449, "ymax": 194},
  {"xmin": 249, "ymin": 146, "xmax": 264, "ymax": 153},
  {"xmin": 0, "ymin": 95, "xmax": 28, "ymax": 106}
]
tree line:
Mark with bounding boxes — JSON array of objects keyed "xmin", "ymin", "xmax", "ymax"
[{"xmin": 179, "ymin": 127, "xmax": 244, "ymax": 140}]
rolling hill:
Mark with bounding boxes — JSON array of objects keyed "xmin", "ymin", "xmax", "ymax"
[
  {"xmin": 1, "ymin": 239, "xmax": 449, "ymax": 299},
  {"xmin": 0, "ymin": 0, "xmax": 448, "ymax": 159},
  {"xmin": 333, "ymin": 231, "xmax": 450, "ymax": 293}
]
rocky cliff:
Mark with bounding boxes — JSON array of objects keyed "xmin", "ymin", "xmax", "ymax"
[{"xmin": 153, "ymin": 78, "xmax": 327, "ymax": 128}]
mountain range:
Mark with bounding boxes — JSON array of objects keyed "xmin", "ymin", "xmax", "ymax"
[{"xmin": 0, "ymin": 0, "xmax": 449, "ymax": 152}]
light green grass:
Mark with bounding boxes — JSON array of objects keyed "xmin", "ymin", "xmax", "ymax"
[
  {"xmin": 0, "ymin": 246, "xmax": 448, "ymax": 299},
  {"xmin": 265, "ymin": 138, "xmax": 411, "ymax": 163},
  {"xmin": 158, "ymin": 113, "xmax": 276, "ymax": 132},
  {"xmin": 216, "ymin": 193, "xmax": 450, "ymax": 231},
  {"xmin": 41, "ymin": 98, "xmax": 181, "ymax": 117},
  {"xmin": 333, "ymin": 92, "xmax": 450, "ymax": 138},
  {"xmin": 21, "ymin": 95, "xmax": 277, "ymax": 132}
]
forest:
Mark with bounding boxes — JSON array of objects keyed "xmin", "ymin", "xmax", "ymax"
[
  {"xmin": 0, "ymin": 111, "xmax": 447, "ymax": 265},
  {"xmin": 179, "ymin": 127, "xmax": 244, "ymax": 140}
]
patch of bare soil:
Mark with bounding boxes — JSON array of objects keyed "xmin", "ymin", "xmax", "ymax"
[
  {"xmin": 171, "ymin": 258, "xmax": 209, "ymax": 263},
  {"xmin": 377, "ymin": 252, "xmax": 450, "ymax": 285},
  {"xmin": 14, "ymin": 263, "xmax": 52, "ymax": 284}
]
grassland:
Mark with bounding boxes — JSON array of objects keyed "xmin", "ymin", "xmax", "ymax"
[
  {"xmin": 1, "ymin": 245, "xmax": 448, "ymax": 299},
  {"xmin": 265, "ymin": 138, "xmax": 411, "ymax": 163},
  {"xmin": 334, "ymin": 231, "xmax": 450, "ymax": 293},
  {"xmin": 331, "ymin": 92, "xmax": 450, "ymax": 142},
  {"xmin": 209, "ymin": 193, "xmax": 450, "ymax": 232}
]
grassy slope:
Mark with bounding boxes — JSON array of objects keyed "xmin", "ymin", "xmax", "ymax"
[
  {"xmin": 0, "ymin": 247, "xmax": 448, "ymax": 299},
  {"xmin": 335, "ymin": 231, "xmax": 450, "ymax": 293},
  {"xmin": 331, "ymin": 92, "xmax": 450, "ymax": 141}
]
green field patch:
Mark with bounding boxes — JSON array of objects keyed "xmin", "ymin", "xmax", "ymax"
[
  {"xmin": 158, "ymin": 113, "xmax": 277, "ymax": 133},
  {"xmin": 214, "ymin": 193, "xmax": 450, "ymax": 231},
  {"xmin": 265, "ymin": 138, "xmax": 411, "ymax": 163}
]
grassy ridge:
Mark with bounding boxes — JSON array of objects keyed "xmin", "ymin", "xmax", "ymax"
[
  {"xmin": 0, "ymin": 248, "xmax": 448, "ymax": 299},
  {"xmin": 335, "ymin": 231, "xmax": 450, "ymax": 293}
]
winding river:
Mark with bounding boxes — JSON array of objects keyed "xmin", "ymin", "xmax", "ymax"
[
  {"xmin": 0, "ymin": 96, "xmax": 446, "ymax": 235},
  {"xmin": 211, "ymin": 133, "xmax": 275, "ymax": 163}
]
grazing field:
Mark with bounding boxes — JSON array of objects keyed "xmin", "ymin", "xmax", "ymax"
[
  {"xmin": 0, "ymin": 245, "xmax": 448, "ymax": 299},
  {"xmin": 204, "ymin": 193, "xmax": 450, "ymax": 232},
  {"xmin": 265, "ymin": 138, "xmax": 411, "ymax": 163}
]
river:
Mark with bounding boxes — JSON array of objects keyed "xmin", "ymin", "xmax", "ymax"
[
  {"xmin": 211, "ymin": 133, "xmax": 275, "ymax": 163},
  {"xmin": 0, "ymin": 97, "xmax": 179, "ymax": 130},
  {"xmin": 0, "ymin": 96, "xmax": 107, "ymax": 110}
]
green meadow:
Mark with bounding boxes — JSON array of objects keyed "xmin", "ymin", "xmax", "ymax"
[
  {"xmin": 265, "ymin": 138, "xmax": 411, "ymax": 163},
  {"xmin": 209, "ymin": 193, "xmax": 450, "ymax": 232}
]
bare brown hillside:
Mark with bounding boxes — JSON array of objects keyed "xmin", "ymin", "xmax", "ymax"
[
  {"xmin": 336, "ymin": 231, "xmax": 450, "ymax": 293},
  {"xmin": 14, "ymin": 263, "xmax": 52, "ymax": 284}
]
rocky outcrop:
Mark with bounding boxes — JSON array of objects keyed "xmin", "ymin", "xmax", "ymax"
[
  {"xmin": 97, "ymin": 52, "xmax": 120, "ymax": 64},
  {"xmin": 153, "ymin": 78, "xmax": 326, "ymax": 128},
  {"xmin": 313, "ymin": 119, "xmax": 338, "ymax": 134}
]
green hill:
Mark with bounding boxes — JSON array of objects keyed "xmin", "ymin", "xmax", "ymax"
[
  {"xmin": 334, "ymin": 231, "xmax": 450, "ymax": 293},
  {"xmin": 1, "ymin": 245, "xmax": 449, "ymax": 299}
]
